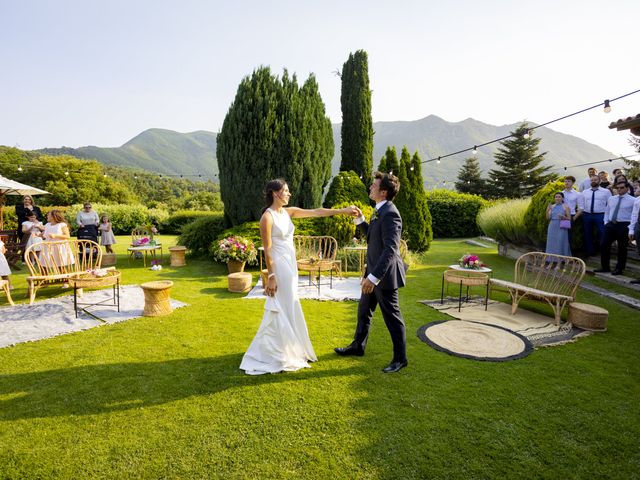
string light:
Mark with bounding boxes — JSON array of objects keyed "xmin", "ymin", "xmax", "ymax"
[
  {"xmin": 64, "ymin": 171, "xmax": 69, "ymax": 176},
  {"xmin": 522, "ymin": 130, "xmax": 531, "ymax": 139},
  {"xmin": 603, "ymin": 99, "xmax": 611, "ymax": 113},
  {"xmin": 437, "ymin": 157, "xmax": 441, "ymax": 164},
  {"xmin": 17, "ymin": 165, "xmax": 23, "ymax": 172},
  {"xmin": 410, "ymin": 165, "xmax": 414, "ymax": 171},
  {"xmin": 472, "ymin": 146, "xmax": 477, "ymax": 155}
]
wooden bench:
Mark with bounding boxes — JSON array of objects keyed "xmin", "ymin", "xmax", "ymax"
[
  {"xmin": 25, "ymin": 239, "xmax": 104, "ymax": 304},
  {"xmin": 490, "ymin": 252, "xmax": 586, "ymax": 326}
]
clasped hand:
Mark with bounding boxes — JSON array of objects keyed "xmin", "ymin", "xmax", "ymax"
[{"xmin": 265, "ymin": 277, "xmax": 277, "ymax": 297}]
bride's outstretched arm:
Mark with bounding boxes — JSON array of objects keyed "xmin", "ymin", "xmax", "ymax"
[
  {"xmin": 260, "ymin": 212, "xmax": 278, "ymax": 297},
  {"xmin": 285, "ymin": 205, "xmax": 359, "ymax": 219}
]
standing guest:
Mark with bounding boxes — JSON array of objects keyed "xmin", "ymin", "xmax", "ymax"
[
  {"xmin": 595, "ymin": 182, "xmax": 636, "ymax": 275},
  {"xmin": 0, "ymin": 237, "xmax": 12, "ymax": 290},
  {"xmin": 632, "ymin": 179, "xmax": 640, "ymax": 196},
  {"xmin": 15, "ymin": 195, "xmax": 43, "ymax": 242},
  {"xmin": 21, "ymin": 212, "xmax": 45, "ymax": 253},
  {"xmin": 628, "ymin": 194, "xmax": 640, "ymax": 284},
  {"xmin": 545, "ymin": 192, "xmax": 572, "ymax": 257},
  {"xmin": 598, "ymin": 171, "xmax": 611, "ymax": 190},
  {"xmin": 75, "ymin": 202, "xmax": 100, "ymax": 241},
  {"xmin": 578, "ymin": 167, "xmax": 597, "ymax": 192},
  {"xmin": 580, "ymin": 175, "xmax": 611, "ymax": 257},
  {"xmin": 98, "ymin": 215, "xmax": 116, "ymax": 254},
  {"xmin": 612, "ymin": 168, "xmax": 624, "ymax": 178},
  {"xmin": 40, "ymin": 210, "xmax": 75, "ymax": 270},
  {"xmin": 561, "ymin": 176, "xmax": 582, "ymax": 246},
  {"xmin": 335, "ymin": 172, "xmax": 408, "ymax": 373},
  {"xmin": 613, "ymin": 174, "xmax": 635, "ymax": 197}
]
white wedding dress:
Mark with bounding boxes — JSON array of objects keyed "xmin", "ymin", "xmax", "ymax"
[{"xmin": 240, "ymin": 208, "xmax": 317, "ymax": 375}]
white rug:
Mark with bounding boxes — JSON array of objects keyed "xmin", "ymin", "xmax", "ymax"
[
  {"xmin": 0, "ymin": 285, "xmax": 187, "ymax": 348},
  {"xmin": 244, "ymin": 275, "xmax": 362, "ymax": 301}
]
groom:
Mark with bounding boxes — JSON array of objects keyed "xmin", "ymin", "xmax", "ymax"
[{"xmin": 335, "ymin": 172, "xmax": 408, "ymax": 373}]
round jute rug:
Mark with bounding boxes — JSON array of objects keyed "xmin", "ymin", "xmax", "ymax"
[{"xmin": 417, "ymin": 320, "xmax": 533, "ymax": 362}]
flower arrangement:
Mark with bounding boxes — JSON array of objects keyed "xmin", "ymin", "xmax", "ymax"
[
  {"xmin": 212, "ymin": 235, "xmax": 258, "ymax": 264},
  {"xmin": 459, "ymin": 254, "xmax": 486, "ymax": 270},
  {"xmin": 133, "ymin": 237, "xmax": 150, "ymax": 247},
  {"xmin": 86, "ymin": 268, "xmax": 109, "ymax": 277},
  {"xmin": 150, "ymin": 259, "xmax": 163, "ymax": 271}
]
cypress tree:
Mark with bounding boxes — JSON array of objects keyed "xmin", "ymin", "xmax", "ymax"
[
  {"xmin": 340, "ymin": 50, "xmax": 374, "ymax": 185},
  {"xmin": 455, "ymin": 157, "xmax": 487, "ymax": 196},
  {"xmin": 378, "ymin": 146, "xmax": 399, "ymax": 175},
  {"xmin": 217, "ymin": 67, "xmax": 333, "ymax": 225},
  {"xmin": 487, "ymin": 123, "xmax": 556, "ymax": 198}
]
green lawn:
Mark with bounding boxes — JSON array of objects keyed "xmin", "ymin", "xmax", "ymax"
[{"xmin": 1, "ymin": 238, "xmax": 638, "ymax": 479}]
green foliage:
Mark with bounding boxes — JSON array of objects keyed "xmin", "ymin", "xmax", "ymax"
[
  {"xmin": 425, "ymin": 189, "xmax": 489, "ymax": 238},
  {"xmin": 217, "ymin": 67, "xmax": 333, "ymax": 226},
  {"xmin": 523, "ymin": 180, "xmax": 565, "ymax": 246},
  {"xmin": 217, "ymin": 221, "xmax": 262, "ymax": 247},
  {"xmin": 291, "ymin": 217, "xmax": 323, "ymax": 237},
  {"xmin": 162, "ymin": 210, "xmax": 222, "ymax": 234},
  {"xmin": 378, "ymin": 146, "xmax": 399, "ymax": 175},
  {"xmin": 477, "ymin": 198, "xmax": 532, "ymax": 244},
  {"xmin": 64, "ymin": 203, "xmax": 169, "ymax": 235},
  {"xmin": 394, "ymin": 148, "xmax": 432, "ymax": 252},
  {"xmin": 323, "ymin": 170, "xmax": 369, "ymax": 208},
  {"xmin": 487, "ymin": 123, "xmax": 557, "ymax": 198},
  {"xmin": 318, "ymin": 200, "xmax": 374, "ymax": 247},
  {"xmin": 340, "ymin": 50, "xmax": 374, "ymax": 185},
  {"xmin": 177, "ymin": 214, "xmax": 227, "ymax": 256},
  {"xmin": 624, "ymin": 136, "xmax": 640, "ymax": 178},
  {"xmin": 455, "ymin": 156, "xmax": 487, "ymax": 196}
]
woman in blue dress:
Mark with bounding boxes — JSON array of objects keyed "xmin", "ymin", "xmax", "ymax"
[{"xmin": 545, "ymin": 192, "xmax": 572, "ymax": 256}]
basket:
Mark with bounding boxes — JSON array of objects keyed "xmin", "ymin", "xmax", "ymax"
[
  {"xmin": 568, "ymin": 302, "xmax": 608, "ymax": 331},
  {"xmin": 228, "ymin": 272, "xmax": 252, "ymax": 293},
  {"xmin": 71, "ymin": 270, "xmax": 121, "ymax": 288},
  {"xmin": 140, "ymin": 280, "xmax": 174, "ymax": 317},
  {"xmin": 169, "ymin": 246, "xmax": 187, "ymax": 267}
]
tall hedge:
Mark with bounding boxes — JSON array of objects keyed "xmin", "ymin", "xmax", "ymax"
[
  {"xmin": 323, "ymin": 170, "xmax": 369, "ymax": 208},
  {"xmin": 340, "ymin": 50, "xmax": 373, "ymax": 185},
  {"xmin": 217, "ymin": 67, "xmax": 333, "ymax": 226},
  {"xmin": 425, "ymin": 190, "xmax": 488, "ymax": 238}
]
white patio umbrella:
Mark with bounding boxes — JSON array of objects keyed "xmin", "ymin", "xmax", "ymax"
[{"xmin": 0, "ymin": 174, "xmax": 49, "ymax": 230}]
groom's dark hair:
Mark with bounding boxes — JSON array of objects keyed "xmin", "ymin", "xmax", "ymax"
[
  {"xmin": 262, "ymin": 178, "xmax": 288, "ymax": 214},
  {"xmin": 374, "ymin": 171, "xmax": 400, "ymax": 201}
]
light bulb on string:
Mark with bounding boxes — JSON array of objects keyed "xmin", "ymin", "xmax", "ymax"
[
  {"xmin": 523, "ymin": 130, "xmax": 530, "ymax": 139},
  {"xmin": 472, "ymin": 146, "xmax": 477, "ymax": 155},
  {"xmin": 603, "ymin": 99, "xmax": 611, "ymax": 113},
  {"xmin": 437, "ymin": 157, "xmax": 441, "ymax": 164},
  {"xmin": 103, "ymin": 173, "xmax": 107, "ymax": 178},
  {"xmin": 17, "ymin": 165, "xmax": 23, "ymax": 172},
  {"xmin": 410, "ymin": 165, "xmax": 414, "ymax": 171},
  {"xmin": 64, "ymin": 171, "xmax": 69, "ymax": 176}
]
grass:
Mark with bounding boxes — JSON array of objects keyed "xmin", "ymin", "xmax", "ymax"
[{"xmin": 1, "ymin": 237, "xmax": 639, "ymax": 479}]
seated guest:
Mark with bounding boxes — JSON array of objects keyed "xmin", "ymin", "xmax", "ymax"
[
  {"xmin": 578, "ymin": 167, "xmax": 597, "ymax": 192},
  {"xmin": 580, "ymin": 175, "xmax": 611, "ymax": 257},
  {"xmin": 595, "ymin": 182, "xmax": 636, "ymax": 275}
]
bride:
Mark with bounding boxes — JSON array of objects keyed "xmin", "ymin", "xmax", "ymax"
[{"xmin": 240, "ymin": 179, "xmax": 357, "ymax": 375}]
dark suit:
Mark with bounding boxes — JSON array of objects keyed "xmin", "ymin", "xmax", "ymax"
[{"xmin": 352, "ymin": 201, "xmax": 407, "ymax": 363}]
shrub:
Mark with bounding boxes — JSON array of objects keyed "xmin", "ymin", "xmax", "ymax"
[
  {"xmin": 162, "ymin": 210, "xmax": 221, "ymax": 234},
  {"xmin": 177, "ymin": 214, "xmax": 227, "ymax": 256},
  {"xmin": 323, "ymin": 171, "xmax": 370, "ymax": 208},
  {"xmin": 65, "ymin": 203, "xmax": 170, "ymax": 235},
  {"xmin": 425, "ymin": 190, "xmax": 488, "ymax": 238},
  {"xmin": 318, "ymin": 200, "xmax": 374, "ymax": 246},
  {"xmin": 1, "ymin": 205, "xmax": 72, "ymax": 231},
  {"xmin": 477, "ymin": 198, "xmax": 532, "ymax": 245}
]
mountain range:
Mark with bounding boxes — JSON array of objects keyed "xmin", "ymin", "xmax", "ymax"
[{"xmin": 36, "ymin": 115, "xmax": 618, "ymax": 186}]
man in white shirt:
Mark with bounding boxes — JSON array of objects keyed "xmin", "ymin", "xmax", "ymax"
[
  {"xmin": 580, "ymin": 175, "xmax": 611, "ymax": 257},
  {"xmin": 578, "ymin": 167, "xmax": 597, "ymax": 192},
  {"xmin": 595, "ymin": 182, "xmax": 636, "ymax": 275},
  {"xmin": 562, "ymin": 176, "xmax": 581, "ymax": 247},
  {"xmin": 629, "ymin": 195, "xmax": 640, "ymax": 284}
]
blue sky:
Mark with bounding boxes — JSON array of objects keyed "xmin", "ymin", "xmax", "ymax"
[{"xmin": 1, "ymin": 0, "xmax": 638, "ymax": 156}]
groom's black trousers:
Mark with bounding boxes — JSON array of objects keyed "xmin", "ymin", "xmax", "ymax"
[{"xmin": 354, "ymin": 287, "xmax": 407, "ymax": 362}]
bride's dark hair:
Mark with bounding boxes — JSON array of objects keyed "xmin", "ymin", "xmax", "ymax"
[{"xmin": 262, "ymin": 178, "xmax": 287, "ymax": 214}]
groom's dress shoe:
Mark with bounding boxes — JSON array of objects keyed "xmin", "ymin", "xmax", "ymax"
[
  {"xmin": 334, "ymin": 346, "xmax": 364, "ymax": 357},
  {"xmin": 382, "ymin": 360, "xmax": 408, "ymax": 373}
]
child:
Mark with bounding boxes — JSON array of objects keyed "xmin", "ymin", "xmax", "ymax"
[
  {"xmin": 0, "ymin": 238, "xmax": 12, "ymax": 289},
  {"xmin": 22, "ymin": 212, "xmax": 45, "ymax": 253},
  {"xmin": 98, "ymin": 214, "xmax": 116, "ymax": 254}
]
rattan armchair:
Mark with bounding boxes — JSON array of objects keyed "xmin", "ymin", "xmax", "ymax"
[{"xmin": 293, "ymin": 235, "xmax": 341, "ymax": 292}]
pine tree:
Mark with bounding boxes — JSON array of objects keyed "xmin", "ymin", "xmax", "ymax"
[
  {"xmin": 487, "ymin": 123, "xmax": 556, "ymax": 198},
  {"xmin": 340, "ymin": 50, "xmax": 374, "ymax": 185},
  {"xmin": 217, "ymin": 67, "xmax": 333, "ymax": 225},
  {"xmin": 378, "ymin": 147, "xmax": 399, "ymax": 175},
  {"xmin": 455, "ymin": 157, "xmax": 487, "ymax": 196}
]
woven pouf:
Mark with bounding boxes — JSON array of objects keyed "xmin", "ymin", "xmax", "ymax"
[
  {"xmin": 568, "ymin": 302, "xmax": 608, "ymax": 331},
  {"xmin": 168, "ymin": 246, "xmax": 187, "ymax": 267},
  {"xmin": 101, "ymin": 252, "xmax": 117, "ymax": 267},
  {"xmin": 140, "ymin": 280, "xmax": 174, "ymax": 317},
  {"xmin": 228, "ymin": 272, "xmax": 252, "ymax": 293}
]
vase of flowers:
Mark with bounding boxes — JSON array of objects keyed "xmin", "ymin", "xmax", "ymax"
[
  {"xmin": 212, "ymin": 235, "xmax": 258, "ymax": 273},
  {"xmin": 458, "ymin": 254, "xmax": 485, "ymax": 270}
]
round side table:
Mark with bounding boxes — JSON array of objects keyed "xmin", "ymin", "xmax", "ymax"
[
  {"xmin": 140, "ymin": 280, "xmax": 174, "ymax": 317},
  {"xmin": 441, "ymin": 269, "xmax": 490, "ymax": 312},
  {"xmin": 168, "ymin": 246, "xmax": 187, "ymax": 267}
]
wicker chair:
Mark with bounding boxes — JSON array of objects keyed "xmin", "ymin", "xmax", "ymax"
[
  {"xmin": 490, "ymin": 252, "xmax": 586, "ymax": 326},
  {"xmin": 294, "ymin": 235, "xmax": 341, "ymax": 292},
  {"xmin": 128, "ymin": 227, "xmax": 162, "ymax": 267}
]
